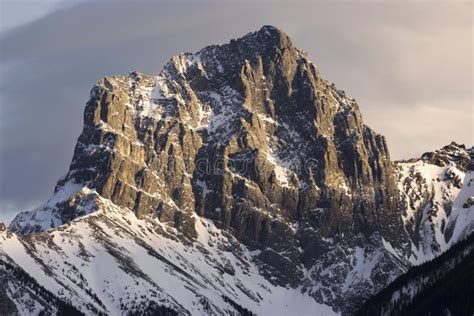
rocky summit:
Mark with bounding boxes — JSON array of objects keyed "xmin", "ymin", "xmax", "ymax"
[{"xmin": 3, "ymin": 26, "xmax": 474, "ymax": 315}]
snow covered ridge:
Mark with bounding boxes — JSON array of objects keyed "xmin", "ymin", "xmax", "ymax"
[
  {"xmin": 396, "ymin": 142, "xmax": 474, "ymax": 264},
  {"xmin": 9, "ymin": 182, "xmax": 98, "ymax": 234}
]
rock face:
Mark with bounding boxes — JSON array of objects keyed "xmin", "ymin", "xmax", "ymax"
[{"xmin": 8, "ymin": 26, "xmax": 472, "ymax": 314}]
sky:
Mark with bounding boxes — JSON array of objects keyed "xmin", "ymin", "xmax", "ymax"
[{"xmin": 0, "ymin": 0, "xmax": 472, "ymax": 223}]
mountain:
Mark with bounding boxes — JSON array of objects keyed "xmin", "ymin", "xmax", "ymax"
[
  {"xmin": 356, "ymin": 232, "xmax": 474, "ymax": 316},
  {"xmin": 2, "ymin": 26, "xmax": 473, "ymax": 315}
]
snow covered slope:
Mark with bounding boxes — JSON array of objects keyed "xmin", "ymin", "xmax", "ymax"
[
  {"xmin": 356, "ymin": 232, "xmax": 474, "ymax": 316},
  {"xmin": 397, "ymin": 142, "xmax": 473, "ymax": 264},
  {"xmin": 0, "ymin": 249, "xmax": 83, "ymax": 316},
  {"xmin": 2, "ymin": 195, "xmax": 337, "ymax": 315}
]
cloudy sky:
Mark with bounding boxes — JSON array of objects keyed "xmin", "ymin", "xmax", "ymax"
[{"xmin": 0, "ymin": 0, "xmax": 472, "ymax": 223}]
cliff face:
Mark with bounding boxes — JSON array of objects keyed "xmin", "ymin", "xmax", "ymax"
[{"xmin": 9, "ymin": 26, "xmax": 414, "ymax": 312}]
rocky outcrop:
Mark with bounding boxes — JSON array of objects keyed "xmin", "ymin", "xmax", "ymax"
[
  {"xmin": 9, "ymin": 26, "xmax": 416, "ymax": 312},
  {"xmin": 418, "ymin": 142, "xmax": 471, "ymax": 171}
]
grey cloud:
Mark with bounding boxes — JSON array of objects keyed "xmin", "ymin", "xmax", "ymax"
[{"xmin": 0, "ymin": 0, "xmax": 472, "ymax": 222}]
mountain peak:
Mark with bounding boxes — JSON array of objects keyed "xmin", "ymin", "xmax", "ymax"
[
  {"xmin": 232, "ymin": 25, "xmax": 296, "ymax": 56},
  {"xmin": 259, "ymin": 24, "xmax": 282, "ymax": 34},
  {"xmin": 246, "ymin": 25, "xmax": 292, "ymax": 44}
]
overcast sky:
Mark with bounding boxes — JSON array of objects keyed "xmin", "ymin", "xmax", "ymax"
[{"xmin": 0, "ymin": 0, "xmax": 472, "ymax": 223}]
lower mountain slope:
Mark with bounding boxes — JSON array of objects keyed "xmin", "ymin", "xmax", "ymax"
[
  {"xmin": 1, "ymin": 196, "xmax": 337, "ymax": 315},
  {"xmin": 356, "ymin": 232, "xmax": 474, "ymax": 316},
  {"xmin": 3, "ymin": 144, "xmax": 472, "ymax": 315},
  {"xmin": 0, "ymin": 223, "xmax": 84, "ymax": 316}
]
